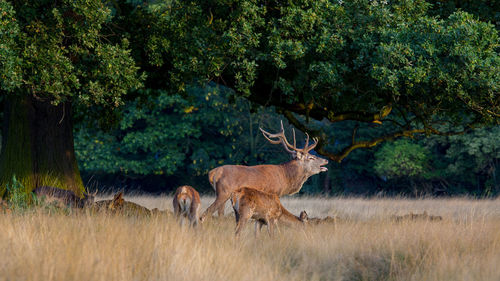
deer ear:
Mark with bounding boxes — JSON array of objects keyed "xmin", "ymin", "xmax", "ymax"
[
  {"xmin": 113, "ymin": 192, "xmax": 123, "ymax": 201},
  {"xmin": 296, "ymin": 152, "xmax": 304, "ymax": 160},
  {"xmin": 300, "ymin": 210, "xmax": 308, "ymax": 220}
]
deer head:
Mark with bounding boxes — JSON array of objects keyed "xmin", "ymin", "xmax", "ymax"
[
  {"xmin": 82, "ymin": 188, "xmax": 98, "ymax": 207},
  {"xmin": 108, "ymin": 192, "xmax": 125, "ymax": 210},
  {"xmin": 260, "ymin": 121, "xmax": 328, "ymax": 176}
]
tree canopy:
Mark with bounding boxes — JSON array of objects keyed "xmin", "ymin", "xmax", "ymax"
[
  {"xmin": 0, "ymin": 0, "xmax": 498, "ymax": 196},
  {"xmin": 0, "ymin": 0, "xmax": 142, "ymax": 106},
  {"xmin": 116, "ymin": 0, "xmax": 499, "ymax": 163},
  {"xmin": 0, "ymin": 0, "xmax": 142, "ymax": 195}
]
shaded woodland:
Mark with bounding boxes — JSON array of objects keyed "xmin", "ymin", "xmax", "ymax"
[{"xmin": 0, "ymin": 0, "xmax": 498, "ymax": 197}]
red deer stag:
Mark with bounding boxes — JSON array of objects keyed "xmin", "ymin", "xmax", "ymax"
[
  {"xmin": 200, "ymin": 121, "xmax": 328, "ymax": 221},
  {"xmin": 231, "ymin": 187, "xmax": 308, "ymax": 237},
  {"xmin": 173, "ymin": 185, "xmax": 201, "ymax": 227}
]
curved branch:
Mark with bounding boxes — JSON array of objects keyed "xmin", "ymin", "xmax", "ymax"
[
  {"xmin": 351, "ymin": 124, "xmax": 359, "ymax": 145},
  {"xmin": 317, "ymin": 129, "xmax": 426, "ymax": 163},
  {"xmin": 283, "ymin": 110, "xmax": 470, "ymax": 163}
]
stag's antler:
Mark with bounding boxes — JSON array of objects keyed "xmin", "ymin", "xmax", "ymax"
[
  {"xmin": 260, "ymin": 120, "xmax": 318, "ymax": 154},
  {"xmin": 260, "ymin": 120, "xmax": 297, "ymax": 154},
  {"xmin": 303, "ymin": 133, "xmax": 318, "ymax": 154}
]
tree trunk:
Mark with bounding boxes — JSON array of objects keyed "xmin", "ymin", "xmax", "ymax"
[{"xmin": 0, "ymin": 95, "xmax": 84, "ymax": 197}]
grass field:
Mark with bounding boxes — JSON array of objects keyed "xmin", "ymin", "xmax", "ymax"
[{"xmin": 1, "ymin": 196, "xmax": 500, "ymax": 281}]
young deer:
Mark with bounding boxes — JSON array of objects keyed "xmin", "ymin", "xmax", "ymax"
[
  {"xmin": 173, "ymin": 185, "xmax": 201, "ymax": 227},
  {"xmin": 33, "ymin": 186, "xmax": 95, "ymax": 208},
  {"xmin": 231, "ymin": 187, "xmax": 308, "ymax": 237}
]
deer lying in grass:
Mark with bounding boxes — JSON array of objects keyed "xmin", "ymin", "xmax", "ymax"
[
  {"xmin": 304, "ymin": 212, "xmax": 337, "ymax": 225},
  {"xmin": 231, "ymin": 187, "xmax": 308, "ymax": 237},
  {"xmin": 93, "ymin": 192, "xmax": 152, "ymax": 216},
  {"xmin": 151, "ymin": 208, "xmax": 173, "ymax": 216},
  {"xmin": 392, "ymin": 211, "xmax": 443, "ymax": 222},
  {"xmin": 173, "ymin": 185, "xmax": 201, "ymax": 227},
  {"xmin": 33, "ymin": 186, "xmax": 95, "ymax": 208},
  {"xmin": 201, "ymin": 121, "xmax": 328, "ymax": 221}
]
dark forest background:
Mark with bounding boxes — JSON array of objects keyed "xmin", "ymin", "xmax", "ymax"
[
  {"xmin": 71, "ymin": 86, "xmax": 499, "ymax": 196},
  {"xmin": 0, "ymin": 0, "xmax": 498, "ymax": 197}
]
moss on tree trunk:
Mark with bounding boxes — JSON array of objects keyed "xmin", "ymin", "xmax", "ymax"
[{"xmin": 0, "ymin": 95, "xmax": 84, "ymax": 197}]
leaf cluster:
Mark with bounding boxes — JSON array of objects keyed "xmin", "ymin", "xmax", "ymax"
[
  {"xmin": 75, "ymin": 84, "xmax": 288, "ymax": 178},
  {"xmin": 0, "ymin": 0, "xmax": 143, "ymax": 108},
  {"xmin": 115, "ymin": 0, "xmax": 499, "ymax": 162}
]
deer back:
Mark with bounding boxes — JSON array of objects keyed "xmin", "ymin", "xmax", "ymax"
[
  {"xmin": 33, "ymin": 186, "xmax": 80, "ymax": 205},
  {"xmin": 212, "ymin": 164, "xmax": 292, "ymax": 196}
]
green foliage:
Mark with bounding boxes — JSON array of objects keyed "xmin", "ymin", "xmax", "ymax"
[
  {"xmin": 4, "ymin": 175, "xmax": 72, "ymax": 213},
  {"xmin": 0, "ymin": 0, "xmax": 22, "ymax": 90},
  {"xmin": 429, "ymin": 0, "xmax": 499, "ymax": 30},
  {"xmin": 0, "ymin": 0, "xmax": 144, "ymax": 198},
  {"xmin": 0, "ymin": 0, "xmax": 143, "ymax": 108},
  {"xmin": 442, "ymin": 128, "xmax": 500, "ymax": 176},
  {"xmin": 369, "ymin": 126, "xmax": 500, "ymax": 195},
  {"xmin": 115, "ymin": 0, "xmax": 499, "ymax": 163},
  {"xmin": 2, "ymin": 0, "xmax": 498, "ymax": 197},
  {"xmin": 5, "ymin": 175, "xmax": 33, "ymax": 210},
  {"xmin": 75, "ymin": 84, "xmax": 288, "ymax": 181},
  {"xmin": 425, "ymin": 126, "xmax": 500, "ymax": 191},
  {"xmin": 372, "ymin": 11, "xmax": 499, "ymax": 123},
  {"xmin": 374, "ymin": 139, "xmax": 430, "ymax": 179}
]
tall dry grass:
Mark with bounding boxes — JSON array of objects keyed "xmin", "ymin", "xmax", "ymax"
[{"xmin": 1, "ymin": 197, "xmax": 500, "ymax": 281}]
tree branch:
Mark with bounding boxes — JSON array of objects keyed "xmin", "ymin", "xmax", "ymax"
[
  {"xmin": 283, "ymin": 110, "xmax": 470, "ymax": 163},
  {"xmin": 245, "ymin": 82, "xmax": 394, "ymax": 124},
  {"xmin": 317, "ymin": 129, "xmax": 426, "ymax": 163},
  {"xmin": 351, "ymin": 124, "xmax": 359, "ymax": 145}
]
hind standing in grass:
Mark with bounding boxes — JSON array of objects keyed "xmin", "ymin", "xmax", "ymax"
[{"xmin": 173, "ymin": 185, "xmax": 201, "ymax": 227}]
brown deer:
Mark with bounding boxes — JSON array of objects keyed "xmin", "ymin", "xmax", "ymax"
[
  {"xmin": 173, "ymin": 185, "xmax": 201, "ymax": 227},
  {"xmin": 93, "ymin": 192, "xmax": 152, "ymax": 216},
  {"xmin": 33, "ymin": 186, "xmax": 96, "ymax": 208},
  {"xmin": 305, "ymin": 213, "xmax": 337, "ymax": 225},
  {"xmin": 231, "ymin": 187, "xmax": 308, "ymax": 237},
  {"xmin": 200, "ymin": 121, "xmax": 328, "ymax": 221},
  {"xmin": 392, "ymin": 211, "xmax": 443, "ymax": 222}
]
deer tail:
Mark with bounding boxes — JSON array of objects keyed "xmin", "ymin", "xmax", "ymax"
[{"xmin": 208, "ymin": 168, "xmax": 222, "ymax": 192}]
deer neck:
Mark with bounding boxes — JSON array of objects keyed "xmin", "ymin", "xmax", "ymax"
[
  {"xmin": 280, "ymin": 160, "xmax": 310, "ymax": 195},
  {"xmin": 278, "ymin": 206, "xmax": 304, "ymax": 227}
]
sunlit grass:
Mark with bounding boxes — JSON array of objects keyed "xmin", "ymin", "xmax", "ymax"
[{"xmin": 1, "ymin": 197, "xmax": 499, "ymax": 281}]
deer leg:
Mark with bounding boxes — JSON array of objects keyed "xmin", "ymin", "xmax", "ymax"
[
  {"xmin": 173, "ymin": 201, "xmax": 180, "ymax": 216},
  {"xmin": 234, "ymin": 207, "xmax": 240, "ymax": 225},
  {"xmin": 274, "ymin": 220, "xmax": 281, "ymax": 235},
  {"xmin": 254, "ymin": 221, "xmax": 265, "ymax": 237},
  {"xmin": 216, "ymin": 203, "xmax": 225, "ymax": 217},
  {"xmin": 235, "ymin": 210, "xmax": 252, "ymax": 237},
  {"xmin": 179, "ymin": 214, "xmax": 186, "ymax": 227},
  {"xmin": 190, "ymin": 205, "xmax": 201, "ymax": 227},
  {"xmin": 266, "ymin": 219, "xmax": 275, "ymax": 238},
  {"xmin": 201, "ymin": 193, "xmax": 229, "ymax": 222}
]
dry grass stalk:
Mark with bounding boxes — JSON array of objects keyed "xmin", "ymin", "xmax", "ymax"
[{"xmin": 1, "ymin": 196, "xmax": 499, "ymax": 281}]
